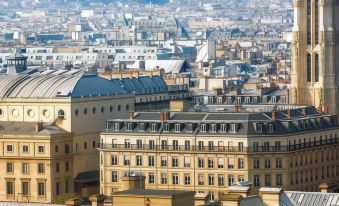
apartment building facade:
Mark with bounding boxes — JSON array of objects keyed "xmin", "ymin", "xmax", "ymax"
[{"xmin": 99, "ymin": 107, "xmax": 339, "ymax": 200}]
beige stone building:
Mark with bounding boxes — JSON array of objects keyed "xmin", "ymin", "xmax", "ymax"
[
  {"xmin": 290, "ymin": 0, "xmax": 339, "ymax": 116},
  {"xmin": 0, "ymin": 67, "xmax": 135, "ymax": 203},
  {"xmin": 99, "ymin": 107, "xmax": 339, "ymax": 200}
]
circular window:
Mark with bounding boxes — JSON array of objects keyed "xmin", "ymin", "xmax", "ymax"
[
  {"xmin": 92, "ymin": 107, "xmax": 96, "ymax": 114},
  {"xmin": 11, "ymin": 109, "xmax": 18, "ymax": 117},
  {"xmin": 118, "ymin": 105, "xmax": 121, "ymax": 111},
  {"xmin": 42, "ymin": 109, "xmax": 50, "ymax": 117},
  {"xmin": 0, "ymin": 109, "xmax": 3, "ymax": 116},
  {"xmin": 101, "ymin": 107, "xmax": 105, "ymax": 113},
  {"xmin": 84, "ymin": 108, "xmax": 87, "ymax": 115},
  {"xmin": 109, "ymin": 106, "xmax": 113, "ymax": 112},
  {"xmin": 126, "ymin": 105, "xmax": 130, "ymax": 111},
  {"xmin": 75, "ymin": 109, "xmax": 79, "ymax": 116},
  {"xmin": 27, "ymin": 109, "xmax": 34, "ymax": 117}
]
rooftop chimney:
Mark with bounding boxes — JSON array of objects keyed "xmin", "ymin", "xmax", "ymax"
[
  {"xmin": 35, "ymin": 122, "xmax": 43, "ymax": 133},
  {"xmin": 128, "ymin": 111, "xmax": 134, "ymax": 120},
  {"xmin": 287, "ymin": 110, "xmax": 292, "ymax": 118},
  {"xmin": 121, "ymin": 175, "xmax": 146, "ymax": 191},
  {"xmin": 259, "ymin": 188, "xmax": 283, "ymax": 206},
  {"xmin": 272, "ymin": 111, "xmax": 276, "ymax": 121}
]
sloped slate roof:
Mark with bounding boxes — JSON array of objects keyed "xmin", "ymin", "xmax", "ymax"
[
  {"xmin": 0, "ymin": 70, "xmax": 126, "ymax": 99},
  {"xmin": 284, "ymin": 191, "xmax": 339, "ymax": 206}
]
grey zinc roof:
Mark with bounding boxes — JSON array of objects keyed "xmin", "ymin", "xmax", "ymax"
[
  {"xmin": 0, "ymin": 70, "xmax": 127, "ymax": 99},
  {"xmin": 112, "ymin": 75, "xmax": 168, "ymax": 95},
  {"xmin": 284, "ymin": 191, "xmax": 339, "ymax": 206},
  {"xmin": 0, "ymin": 122, "xmax": 69, "ymax": 136}
]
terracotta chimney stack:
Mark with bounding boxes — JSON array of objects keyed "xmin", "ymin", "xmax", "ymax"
[
  {"xmin": 35, "ymin": 122, "xmax": 43, "ymax": 133},
  {"xmin": 272, "ymin": 111, "xmax": 276, "ymax": 121}
]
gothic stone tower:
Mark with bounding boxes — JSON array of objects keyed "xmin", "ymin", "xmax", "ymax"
[{"xmin": 290, "ymin": 0, "xmax": 339, "ymax": 115}]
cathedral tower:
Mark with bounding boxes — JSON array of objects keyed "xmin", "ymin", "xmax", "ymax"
[{"xmin": 290, "ymin": 0, "xmax": 339, "ymax": 115}]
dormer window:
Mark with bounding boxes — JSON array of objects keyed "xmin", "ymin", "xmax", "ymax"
[
  {"xmin": 245, "ymin": 97, "xmax": 250, "ymax": 104},
  {"xmin": 200, "ymin": 124, "xmax": 207, "ymax": 132},
  {"xmin": 138, "ymin": 123, "xmax": 145, "ymax": 131},
  {"xmin": 114, "ymin": 123, "xmax": 120, "ymax": 131},
  {"xmin": 272, "ymin": 96, "xmax": 276, "ymax": 103},
  {"xmin": 126, "ymin": 123, "xmax": 133, "ymax": 131},
  {"xmin": 268, "ymin": 123, "xmax": 274, "ymax": 133},
  {"xmin": 230, "ymin": 124, "xmax": 237, "ymax": 133},
  {"xmin": 221, "ymin": 124, "xmax": 227, "ymax": 133},
  {"xmin": 187, "ymin": 124, "xmax": 193, "ymax": 132},
  {"xmin": 210, "ymin": 124, "xmax": 217, "ymax": 133},
  {"xmin": 164, "ymin": 124, "xmax": 170, "ymax": 132},
  {"xmin": 151, "ymin": 123, "xmax": 158, "ymax": 132},
  {"xmin": 253, "ymin": 97, "xmax": 258, "ymax": 103},
  {"xmin": 175, "ymin": 124, "xmax": 181, "ymax": 132},
  {"xmin": 256, "ymin": 123, "xmax": 263, "ymax": 133}
]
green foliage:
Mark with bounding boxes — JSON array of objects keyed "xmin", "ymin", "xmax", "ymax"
[{"xmin": 52, "ymin": 193, "xmax": 79, "ymax": 204}]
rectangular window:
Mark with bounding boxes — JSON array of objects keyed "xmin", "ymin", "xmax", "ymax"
[
  {"xmin": 172, "ymin": 174, "xmax": 179, "ymax": 185},
  {"xmin": 198, "ymin": 141, "xmax": 204, "ymax": 151},
  {"xmin": 265, "ymin": 175, "xmax": 271, "ymax": 186},
  {"xmin": 149, "ymin": 140, "xmax": 155, "ymax": 149},
  {"xmin": 276, "ymin": 158, "xmax": 282, "ymax": 169},
  {"xmin": 208, "ymin": 174, "xmax": 214, "ymax": 186},
  {"xmin": 7, "ymin": 145, "xmax": 13, "ymax": 152},
  {"xmin": 136, "ymin": 140, "xmax": 143, "ymax": 149},
  {"xmin": 200, "ymin": 124, "xmax": 207, "ymax": 132},
  {"xmin": 184, "ymin": 156, "xmax": 190, "ymax": 167},
  {"xmin": 161, "ymin": 173, "xmax": 167, "ymax": 184},
  {"xmin": 265, "ymin": 159, "xmax": 271, "ymax": 169},
  {"xmin": 111, "ymin": 155, "xmax": 118, "ymax": 165},
  {"xmin": 208, "ymin": 141, "xmax": 214, "ymax": 151},
  {"xmin": 238, "ymin": 142, "xmax": 244, "ymax": 152},
  {"xmin": 238, "ymin": 158, "xmax": 244, "ymax": 169},
  {"xmin": 38, "ymin": 146, "xmax": 44, "ymax": 153},
  {"xmin": 149, "ymin": 173, "xmax": 155, "ymax": 184},
  {"xmin": 111, "ymin": 139, "xmax": 117, "ymax": 148},
  {"xmin": 253, "ymin": 142, "xmax": 259, "ymax": 152},
  {"xmin": 173, "ymin": 140, "xmax": 179, "ymax": 150},
  {"xmin": 22, "ymin": 163, "xmax": 29, "ymax": 174},
  {"xmin": 151, "ymin": 123, "xmax": 157, "ymax": 132},
  {"xmin": 198, "ymin": 157, "xmax": 204, "ymax": 168},
  {"xmin": 172, "ymin": 157, "xmax": 178, "ymax": 167},
  {"xmin": 218, "ymin": 157, "xmax": 224, "ymax": 168},
  {"xmin": 56, "ymin": 162, "xmax": 60, "ymax": 173},
  {"xmin": 6, "ymin": 182, "xmax": 14, "ymax": 195},
  {"xmin": 175, "ymin": 124, "xmax": 181, "ymax": 132},
  {"xmin": 38, "ymin": 182, "xmax": 45, "ymax": 196},
  {"xmin": 136, "ymin": 156, "xmax": 142, "ymax": 166},
  {"xmin": 276, "ymin": 174, "xmax": 283, "ymax": 186},
  {"xmin": 185, "ymin": 141, "xmax": 190, "ymax": 150},
  {"xmin": 198, "ymin": 174, "xmax": 204, "ymax": 185},
  {"xmin": 228, "ymin": 175, "xmax": 234, "ymax": 186},
  {"xmin": 254, "ymin": 159, "xmax": 260, "ymax": 169},
  {"xmin": 161, "ymin": 140, "xmax": 167, "ymax": 150},
  {"xmin": 254, "ymin": 175, "xmax": 260, "ymax": 187},
  {"xmin": 65, "ymin": 161, "xmax": 69, "ymax": 172},
  {"xmin": 218, "ymin": 174, "xmax": 224, "ymax": 186},
  {"xmin": 126, "ymin": 123, "xmax": 133, "ymax": 131},
  {"xmin": 184, "ymin": 174, "xmax": 191, "ymax": 185},
  {"xmin": 22, "ymin": 182, "xmax": 29, "ymax": 195},
  {"xmin": 7, "ymin": 163, "xmax": 13, "ymax": 173},
  {"xmin": 148, "ymin": 156, "xmax": 155, "ymax": 166},
  {"xmin": 208, "ymin": 157, "xmax": 214, "ymax": 168},
  {"xmin": 38, "ymin": 163, "xmax": 44, "ymax": 174},
  {"xmin": 161, "ymin": 156, "xmax": 167, "ymax": 167},
  {"xmin": 124, "ymin": 140, "xmax": 131, "ymax": 149},
  {"xmin": 221, "ymin": 124, "xmax": 227, "ymax": 133},
  {"xmin": 124, "ymin": 156, "xmax": 130, "ymax": 166},
  {"xmin": 264, "ymin": 142, "xmax": 270, "ymax": 152},
  {"xmin": 23, "ymin": 145, "xmax": 29, "ymax": 153},
  {"xmin": 112, "ymin": 171, "xmax": 118, "ymax": 182},
  {"xmin": 228, "ymin": 157, "xmax": 234, "ymax": 169}
]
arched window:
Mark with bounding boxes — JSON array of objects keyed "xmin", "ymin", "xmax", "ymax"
[
  {"xmin": 315, "ymin": 53, "xmax": 319, "ymax": 82},
  {"xmin": 307, "ymin": 0, "xmax": 312, "ymax": 45},
  {"xmin": 307, "ymin": 53, "xmax": 312, "ymax": 82},
  {"xmin": 58, "ymin": 110, "xmax": 65, "ymax": 119},
  {"xmin": 315, "ymin": 0, "xmax": 319, "ymax": 44}
]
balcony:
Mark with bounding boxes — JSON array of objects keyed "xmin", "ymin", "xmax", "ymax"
[{"xmin": 99, "ymin": 138, "xmax": 339, "ymax": 153}]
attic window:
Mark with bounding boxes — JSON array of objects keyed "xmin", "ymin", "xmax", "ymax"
[
  {"xmin": 151, "ymin": 123, "xmax": 158, "ymax": 132},
  {"xmin": 256, "ymin": 123, "xmax": 263, "ymax": 133},
  {"xmin": 175, "ymin": 124, "xmax": 181, "ymax": 132},
  {"xmin": 230, "ymin": 124, "xmax": 237, "ymax": 133},
  {"xmin": 200, "ymin": 124, "xmax": 207, "ymax": 132},
  {"xmin": 114, "ymin": 123, "xmax": 120, "ymax": 131},
  {"xmin": 268, "ymin": 123, "xmax": 274, "ymax": 133},
  {"xmin": 187, "ymin": 124, "xmax": 193, "ymax": 132},
  {"xmin": 210, "ymin": 124, "xmax": 217, "ymax": 133},
  {"xmin": 220, "ymin": 124, "xmax": 227, "ymax": 133},
  {"xmin": 138, "ymin": 123, "xmax": 145, "ymax": 131},
  {"xmin": 164, "ymin": 124, "xmax": 170, "ymax": 132},
  {"xmin": 126, "ymin": 123, "xmax": 133, "ymax": 131}
]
